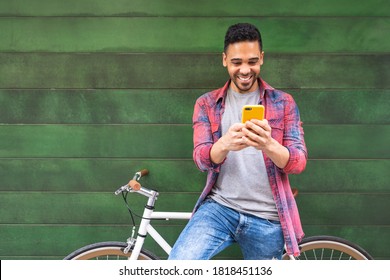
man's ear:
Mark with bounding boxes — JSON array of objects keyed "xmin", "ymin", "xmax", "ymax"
[
  {"xmin": 222, "ymin": 52, "xmax": 227, "ymax": 67},
  {"xmin": 260, "ymin": 51, "xmax": 264, "ymax": 66}
]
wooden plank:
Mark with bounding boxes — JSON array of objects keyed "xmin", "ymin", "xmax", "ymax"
[
  {"xmin": 297, "ymin": 194, "xmax": 390, "ymax": 226},
  {"xmin": 0, "ymin": 159, "xmax": 388, "ymax": 193},
  {"xmin": 1, "ymin": 53, "xmax": 388, "ymax": 89},
  {"xmin": 0, "ymin": 0, "xmax": 388, "ymax": 16},
  {"xmin": 0, "ymin": 193, "xmax": 199, "ymax": 224},
  {"xmin": 0, "ymin": 124, "xmax": 388, "ymax": 159},
  {"xmin": 1, "ymin": 89, "xmax": 388, "ymax": 125},
  {"xmin": 0, "ymin": 89, "xmax": 199, "ymax": 125},
  {"xmin": 0, "ymin": 193, "xmax": 387, "ymax": 226},
  {"xmin": 0, "ymin": 124, "xmax": 193, "ymax": 158},
  {"xmin": 292, "ymin": 89, "xmax": 390, "ymax": 125},
  {"xmin": 1, "ymin": 17, "xmax": 388, "ymax": 53},
  {"xmin": 304, "ymin": 125, "xmax": 390, "ymax": 160},
  {"xmin": 290, "ymin": 160, "xmax": 390, "ymax": 193},
  {"xmin": 0, "ymin": 159, "xmax": 205, "ymax": 192}
]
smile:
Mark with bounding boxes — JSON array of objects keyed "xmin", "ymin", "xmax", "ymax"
[{"xmin": 238, "ymin": 75, "xmax": 253, "ymax": 82}]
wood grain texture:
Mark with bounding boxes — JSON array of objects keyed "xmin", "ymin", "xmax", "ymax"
[
  {"xmin": 1, "ymin": 17, "xmax": 388, "ymax": 52},
  {"xmin": 0, "ymin": 0, "xmax": 387, "ymax": 16},
  {"xmin": 1, "ymin": 53, "xmax": 389, "ymax": 89},
  {"xmin": 1, "ymin": 89, "xmax": 389, "ymax": 125}
]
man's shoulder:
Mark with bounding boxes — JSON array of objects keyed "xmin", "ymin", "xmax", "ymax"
[
  {"xmin": 266, "ymin": 88, "xmax": 294, "ymax": 103},
  {"xmin": 196, "ymin": 86, "xmax": 226, "ymax": 105}
]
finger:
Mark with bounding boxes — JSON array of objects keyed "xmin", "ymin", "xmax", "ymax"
[
  {"xmin": 244, "ymin": 121, "xmax": 264, "ymax": 136},
  {"xmin": 230, "ymin": 122, "xmax": 246, "ymax": 132},
  {"xmin": 250, "ymin": 119, "xmax": 270, "ymax": 131}
]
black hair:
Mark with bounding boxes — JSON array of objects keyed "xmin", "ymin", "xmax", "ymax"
[{"xmin": 224, "ymin": 23, "xmax": 263, "ymax": 52}]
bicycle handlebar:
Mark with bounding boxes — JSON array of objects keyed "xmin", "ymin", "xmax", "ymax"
[
  {"xmin": 114, "ymin": 169, "xmax": 151, "ymax": 195},
  {"xmin": 128, "ymin": 179, "xmax": 141, "ymax": 191},
  {"xmin": 138, "ymin": 169, "xmax": 149, "ymax": 177}
]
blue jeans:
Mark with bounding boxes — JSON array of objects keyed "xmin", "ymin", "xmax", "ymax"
[{"xmin": 168, "ymin": 199, "xmax": 284, "ymax": 260}]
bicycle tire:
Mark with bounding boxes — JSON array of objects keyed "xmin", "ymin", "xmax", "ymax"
[
  {"xmin": 283, "ymin": 235, "xmax": 373, "ymax": 260},
  {"xmin": 63, "ymin": 241, "xmax": 159, "ymax": 260}
]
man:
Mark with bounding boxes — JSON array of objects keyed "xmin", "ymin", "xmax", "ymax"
[{"xmin": 169, "ymin": 23, "xmax": 307, "ymax": 260}]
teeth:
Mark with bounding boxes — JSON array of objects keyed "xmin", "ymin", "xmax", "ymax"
[{"xmin": 238, "ymin": 76, "xmax": 251, "ymax": 81}]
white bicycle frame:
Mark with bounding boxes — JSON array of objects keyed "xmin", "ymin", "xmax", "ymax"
[
  {"xmin": 117, "ymin": 173, "xmax": 295, "ymax": 260},
  {"xmin": 116, "ymin": 182, "xmax": 192, "ymax": 260},
  {"xmin": 130, "ymin": 209, "xmax": 191, "ymax": 260}
]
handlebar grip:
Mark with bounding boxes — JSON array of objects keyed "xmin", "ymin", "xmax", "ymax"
[
  {"xmin": 139, "ymin": 169, "xmax": 149, "ymax": 177},
  {"xmin": 128, "ymin": 179, "xmax": 141, "ymax": 191}
]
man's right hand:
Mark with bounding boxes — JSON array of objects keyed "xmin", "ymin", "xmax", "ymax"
[{"xmin": 210, "ymin": 123, "xmax": 248, "ymax": 164}]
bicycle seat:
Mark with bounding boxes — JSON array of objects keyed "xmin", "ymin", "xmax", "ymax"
[{"xmin": 292, "ymin": 188, "xmax": 298, "ymax": 198}]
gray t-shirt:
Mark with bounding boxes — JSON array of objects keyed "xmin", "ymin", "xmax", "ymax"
[{"xmin": 210, "ymin": 87, "xmax": 279, "ymax": 221}]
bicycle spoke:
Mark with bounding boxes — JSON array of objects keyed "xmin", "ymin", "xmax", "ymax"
[{"xmin": 287, "ymin": 236, "xmax": 374, "ymax": 260}]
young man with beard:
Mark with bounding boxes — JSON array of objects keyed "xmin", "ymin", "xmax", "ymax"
[{"xmin": 169, "ymin": 23, "xmax": 307, "ymax": 260}]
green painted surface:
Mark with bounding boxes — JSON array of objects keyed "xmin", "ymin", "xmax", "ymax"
[
  {"xmin": 0, "ymin": 0, "xmax": 388, "ymax": 260},
  {"xmin": 0, "ymin": 159, "xmax": 387, "ymax": 193},
  {"xmin": 0, "ymin": 125, "xmax": 388, "ymax": 159},
  {"xmin": 1, "ymin": 89, "xmax": 389, "ymax": 124},
  {"xmin": 0, "ymin": 0, "xmax": 388, "ymax": 16},
  {"xmin": 1, "ymin": 17, "xmax": 388, "ymax": 52},
  {"xmin": 1, "ymin": 53, "xmax": 389, "ymax": 89}
]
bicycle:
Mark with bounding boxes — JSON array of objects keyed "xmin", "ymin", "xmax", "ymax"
[{"xmin": 64, "ymin": 169, "xmax": 373, "ymax": 260}]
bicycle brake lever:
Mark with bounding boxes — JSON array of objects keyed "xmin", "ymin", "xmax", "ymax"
[{"xmin": 114, "ymin": 184, "xmax": 129, "ymax": 195}]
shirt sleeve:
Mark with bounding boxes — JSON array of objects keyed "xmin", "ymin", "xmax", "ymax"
[
  {"xmin": 282, "ymin": 95, "xmax": 308, "ymax": 174},
  {"xmin": 192, "ymin": 97, "xmax": 221, "ymax": 172}
]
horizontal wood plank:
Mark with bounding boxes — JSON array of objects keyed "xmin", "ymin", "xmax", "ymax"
[
  {"xmin": 297, "ymin": 194, "xmax": 390, "ymax": 226},
  {"xmin": 1, "ymin": 17, "xmax": 388, "ymax": 53},
  {"xmin": 1, "ymin": 53, "xmax": 389, "ymax": 89},
  {"xmin": 0, "ymin": 193, "xmax": 388, "ymax": 226},
  {"xmin": 290, "ymin": 160, "xmax": 390, "ymax": 193},
  {"xmin": 0, "ymin": 0, "xmax": 387, "ymax": 16},
  {"xmin": 1, "ymin": 89, "xmax": 389, "ymax": 125},
  {"xmin": 0, "ymin": 159, "xmax": 388, "ymax": 193},
  {"xmin": 0, "ymin": 124, "xmax": 388, "ymax": 159},
  {"xmin": 1, "ymin": 225, "xmax": 387, "ymax": 259}
]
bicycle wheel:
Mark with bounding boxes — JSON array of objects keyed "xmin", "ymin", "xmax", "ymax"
[
  {"xmin": 283, "ymin": 235, "xmax": 373, "ymax": 260},
  {"xmin": 64, "ymin": 241, "xmax": 159, "ymax": 260}
]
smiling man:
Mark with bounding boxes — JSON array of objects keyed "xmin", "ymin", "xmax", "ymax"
[{"xmin": 169, "ymin": 23, "xmax": 308, "ymax": 260}]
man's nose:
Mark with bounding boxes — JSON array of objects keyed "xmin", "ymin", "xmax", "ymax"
[{"xmin": 239, "ymin": 64, "xmax": 250, "ymax": 75}]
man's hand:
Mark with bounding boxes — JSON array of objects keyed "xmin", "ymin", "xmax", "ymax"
[
  {"xmin": 241, "ymin": 119, "xmax": 272, "ymax": 150},
  {"xmin": 242, "ymin": 119, "xmax": 290, "ymax": 169},
  {"xmin": 210, "ymin": 123, "xmax": 248, "ymax": 164}
]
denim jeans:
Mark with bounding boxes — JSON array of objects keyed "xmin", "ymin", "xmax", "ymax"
[{"xmin": 168, "ymin": 198, "xmax": 284, "ymax": 260}]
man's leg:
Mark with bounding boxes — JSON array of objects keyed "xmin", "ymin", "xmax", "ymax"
[
  {"xmin": 168, "ymin": 199, "xmax": 237, "ymax": 260},
  {"xmin": 237, "ymin": 215, "xmax": 284, "ymax": 260}
]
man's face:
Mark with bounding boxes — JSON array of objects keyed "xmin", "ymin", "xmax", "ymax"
[{"xmin": 222, "ymin": 41, "xmax": 264, "ymax": 94}]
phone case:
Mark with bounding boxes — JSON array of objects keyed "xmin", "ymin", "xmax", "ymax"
[{"xmin": 241, "ymin": 105, "xmax": 265, "ymax": 123}]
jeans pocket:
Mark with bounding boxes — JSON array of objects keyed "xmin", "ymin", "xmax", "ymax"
[{"xmin": 265, "ymin": 219, "xmax": 281, "ymax": 227}]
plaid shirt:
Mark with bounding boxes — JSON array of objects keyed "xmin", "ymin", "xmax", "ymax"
[{"xmin": 192, "ymin": 78, "xmax": 308, "ymax": 256}]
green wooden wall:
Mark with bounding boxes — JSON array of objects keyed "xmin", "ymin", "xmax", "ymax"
[{"xmin": 0, "ymin": 0, "xmax": 389, "ymax": 259}]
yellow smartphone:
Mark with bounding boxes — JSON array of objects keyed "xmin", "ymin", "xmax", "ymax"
[{"xmin": 241, "ymin": 105, "xmax": 265, "ymax": 123}]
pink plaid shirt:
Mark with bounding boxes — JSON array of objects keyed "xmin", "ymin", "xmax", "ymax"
[{"xmin": 192, "ymin": 78, "xmax": 308, "ymax": 256}]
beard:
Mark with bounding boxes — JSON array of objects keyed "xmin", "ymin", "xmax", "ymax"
[{"xmin": 231, "ymin": 72, "xmax": 259, "ymax": 93}]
